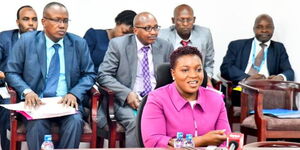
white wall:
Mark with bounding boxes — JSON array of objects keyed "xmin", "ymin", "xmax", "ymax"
[{"xmin": 1, "ymin": 0, "xmax": 299, "ymax": 81}]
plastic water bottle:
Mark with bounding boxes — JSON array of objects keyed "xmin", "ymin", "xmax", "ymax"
[
  {"xmin": 41, "ymin": 135, "xmax": 54, "ymax": 150},
  {"xmin": 174, "ymin": 132, "xmax": 184, "ymax": 148},
  {"xmin": 184, "ymin": 134, "xmax": 195, "ymax": 148}
]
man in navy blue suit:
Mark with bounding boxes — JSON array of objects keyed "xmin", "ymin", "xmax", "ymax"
[
  {"xmin": 5, "ymin": 2, "xmax": 95, "ymax": 150},
  {"xmin": 220, "ymin": 14, "xmax": 294, "ymax": 106},
  {"xmin": 0, "ymin": 5, "xmax": 38, "ymax": 150}
]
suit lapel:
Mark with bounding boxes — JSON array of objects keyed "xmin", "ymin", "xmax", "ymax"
[
  {"xmin": 267, "ymin": 41, "xmax": 274, "ymax": 73},
  {"xmin": 126, "ymin": 35, "xmax": 138, "ymax": 88},
  {"xmin": 36, "ymin": 32, "xmax": 47, "ymax": 80},
  {"xmin": 64, "ymin": 34, "xmax": 73, "ymax": 89},
  {"xmin": 151, "ymin": 42, "xmax": 160, "ymax": 76},
  {"xmin": 241, "ymin": 39, "xmax": 253, "ymax": 71}
]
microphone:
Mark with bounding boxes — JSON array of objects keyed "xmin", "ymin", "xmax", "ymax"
[{"xmin": 227, "ymin": 133, "xmax": 244, "ymax": 150}]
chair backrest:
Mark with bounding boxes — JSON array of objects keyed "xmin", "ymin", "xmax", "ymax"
[{"xmin": 136, "ymin": 63, "xmax": 208, "ymax": 147}]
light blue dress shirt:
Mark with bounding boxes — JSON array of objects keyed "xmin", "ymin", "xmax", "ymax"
[{"xmin": 44, "ymin": 35, "xmax": 67, "ymax": 97}]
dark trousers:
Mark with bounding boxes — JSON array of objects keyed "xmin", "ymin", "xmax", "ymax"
[
  {"xmin": 24, "ymin": 113, "xmax": 84, "ymax": 150},
  {"xmin": 0, "ymin": 98, "xmax": 10, "ymax": 150}
]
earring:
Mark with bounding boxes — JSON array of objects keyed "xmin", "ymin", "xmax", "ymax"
[{"xmin": 172, "ymin": 77, "xmax": 175, "ymax": 80}]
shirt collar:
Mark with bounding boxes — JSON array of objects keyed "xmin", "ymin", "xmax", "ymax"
[
  {"xmin": 44, "ymin": 33, "xmax": 64, "ymax": 49},
  {"xmin": 135, "ymin": 35, "xmax": 151, "ymax": 51},
  {"xmin": 175, "ymin": 28, "xmax": 193, "ymax": 45},
  {"xmin": 254, "ymin": 38, "xmax": 270, "ymax": 48},
  {"xmin": 169, "ymin": 82, "xmax": 206, "ymax": 112}
]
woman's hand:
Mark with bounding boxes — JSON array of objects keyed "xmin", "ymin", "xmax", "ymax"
[{"xmin": 194, "ymin": 130, "xmax": 227, "ymax": 147}]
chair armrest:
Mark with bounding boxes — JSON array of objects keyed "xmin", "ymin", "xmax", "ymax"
[
  {"xmin": 98, "ymin": 85, "xmax": 115, "ymax": 124},
  {"xmin": 7, "ymin": 86, "xmax": 17, "ymax": 104},
  {"xmin": 239, "ymin": 81, "xmax": 265, "ymax": 126},
  {"xmin": 89, "ymin": 85, "xmax": 100, "ymax": 123}
]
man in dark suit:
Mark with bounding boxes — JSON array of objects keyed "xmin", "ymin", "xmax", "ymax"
[
  {"xmin": 220, "ymin": 14, "xmax": 294, "ymax": 105},
  {"xmin": 0, "ymin": 5, "xmax": 38, "ymax": 150},
  {"xmin": 5, "ymin": 2, "xmax": 95, "ymax": 150},
  {"xmin": 97, "ymin": 12, "xmax": 173, "ymax": 147}
]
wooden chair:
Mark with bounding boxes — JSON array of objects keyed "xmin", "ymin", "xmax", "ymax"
[
  {"xmin": 97, "ymin": 86, "xmax": 125, "ymax": 148},
  {"xmin": 7, "ymin": 86, "xmax": 100, "ymax": 150},
  {"xmin": 218, "ymin": 73, "xmax": 241, "ymax": 128},
  {"xmin": 239, "ymin": 80, "xmax": 300, "ymax": 143}
]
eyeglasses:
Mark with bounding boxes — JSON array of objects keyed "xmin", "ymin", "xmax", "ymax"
[
  {"xmin": 44, "ymin": 17, "xmax": 70, "ymax": 24},
  {"xmin": 135, "ymin": 25, "xmax": 161, "ymax": 32},
  {"xmin": 176, "ymin": 18, "xmax": 194, "ymax": 23}
]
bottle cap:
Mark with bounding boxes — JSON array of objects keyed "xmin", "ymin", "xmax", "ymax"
[
  {"xmin": 44, "ymin": 135, "xmax": 52, "ymax": 141},
  {"xmin": 186, "ymin": 134, "xmax": 193, "ymax": 140},
  {"xmin": 176, "ymin": 132, "xmax": 183, "ymax": 138}
]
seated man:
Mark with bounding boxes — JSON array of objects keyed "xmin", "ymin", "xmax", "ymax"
[
  {"xmin": 158, "ymin": 4, "xmax": 215, "ymax": 83},
  {"xmin": 220, "ymin": 14, "xmax": 294, "ymax": 106},
  {"xmin": 97, "ymin": 12, "xmax": 173, "ymax": 147},
  {"xmin": 84, "ymin": 10, "xmax": 137, "ymax": 73},
  {"xmin": 5, "ymin": 2, "xmax": 95, "ymax": 150},
  {"xmin": 0, "ymin": 5, "xmax": 38, "ymax": 150}
]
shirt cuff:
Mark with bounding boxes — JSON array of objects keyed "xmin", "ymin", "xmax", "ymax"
[
  {"xmin": 21, "ymin": 88, "xmax": 33, "ymax": 99},
  {"xmin": 278, "ymin": 74, "xmax": 287, "ymax": 81}
]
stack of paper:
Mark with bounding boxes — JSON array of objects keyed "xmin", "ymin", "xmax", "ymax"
[{"xmin": 0, "ymin": 97, "xmax": 76, "ymax": 120}]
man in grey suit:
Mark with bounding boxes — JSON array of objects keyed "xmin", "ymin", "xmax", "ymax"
[
  {"xmin": 97, "ymin": 12, "xmax": 173, "ymax": 147},
  {"xmin": 159, "ymin": 4, "xmax": 215, "ymax": 80},
  {"xmin": 5, "ymin": 2, "xmax": 95, "ymax": 150}
]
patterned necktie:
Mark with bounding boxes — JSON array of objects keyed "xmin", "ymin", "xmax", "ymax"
[
  {"xmin": 180, "ymin": 40, "xmax": 190, "ymax": 47},
  {"xmin": 43, "ymin": 44, "xmax": 60, "ymax": 97},
  {"xmin": 248, "ymin": 43, "xmax": 267, "ymax": 75},
  {"xmin": 140, "ymin": 46, "xmax": 152, "ymax": 97}
]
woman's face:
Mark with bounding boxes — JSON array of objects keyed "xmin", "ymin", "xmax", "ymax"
[{"xmin": 171, "ymin": 54, "xmax": 203, "ymax": 100}]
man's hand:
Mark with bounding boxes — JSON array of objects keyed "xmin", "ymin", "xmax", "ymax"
[
  {"xmin": 247, "ymin": 74, "xmax": 266, "ymax": 80},
  {"xmin": 126, "ymin": 92, "xmax": 140, "ymax": 110},
  {"xmin": 268, "ymin": 75, "xmax": 284, "ymax": 81},
  {"xmin": 0, "ymin": 71, "xmax": 5, "ymax": 79},
  {"xmin": 24, "ymin": 91, "xmax": 44, "ymax": 109},
  {"xmin": 58, "ymin": 93, "xmax": 78, "ymax": 110},
  {"xmin": 194, "ymin": 130, "xmax": 227, "ymax": 147}
]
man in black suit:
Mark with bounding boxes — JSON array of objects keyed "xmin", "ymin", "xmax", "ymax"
[
  {"xmin": 0, "ymin": 5, "xmax": 38, "ymax": 150},
  {"xmin": 220, "ymin": 14, "xmax": 294, "ymax": 105}
]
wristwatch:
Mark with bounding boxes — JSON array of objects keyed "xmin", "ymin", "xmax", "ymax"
[{"xmin": 22, "ymin": 89, "xmax": 33, "ymax": 97}]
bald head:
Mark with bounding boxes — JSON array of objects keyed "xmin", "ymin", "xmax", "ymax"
[
  {"xmin": 43, "ymin": 2, "xmax": 68, "ymax": 17},
  {"xmin": 133, "ymin": 12, "xmax": 157, "ymax": 27},
  {"xmin": 253, "ymin": 14, "xmax": 274, "ymax": 43},
  {"xmin": 133, "ymin": 12, "xmax": 159, "ymax": 45},
  {"xmin": 172, "ymin": 4, "xmax": 195, "ymax": 40},
  {"xmin": 254, "ymin": 14, "xmax": 274, "ymax": 28},
  {"xmin": 173, "ymin": 4, "xmax": 194, "ymax": 18}
]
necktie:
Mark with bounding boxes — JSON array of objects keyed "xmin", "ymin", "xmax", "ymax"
[
  {"xmin": 140, "ymin": 46, "xmax": 152, "ymax": 97},
  {"xmin": 180, "ymin": 40, "xmax": 190, "ymax": 47},
  {"xmin": 43, "ymin": 44, "xmax": 61, "ymax": 97},
  {"xmin": 248, "ymin": 43, "xmax": 266, "ymax": 75}
]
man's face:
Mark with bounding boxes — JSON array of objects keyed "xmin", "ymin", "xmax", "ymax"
[
  {"xmin": 172, "ymin": 8, "xmax": 195, "ymax": 38},
  {"xmin": 17, "ymin": 7, "xmax": 38, "ymax": 33},
  {"xmin": 133, "ymin": 17, "xmax": 159, "ymax": 45},
  {"xmin": 42, "ymin": 6, "xmax": 69, "ymax": 42},
  {"xmin": 253, "ymin": 18, "xmax": 274, "ymax": 43}
]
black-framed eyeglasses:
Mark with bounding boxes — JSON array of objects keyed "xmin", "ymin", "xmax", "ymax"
[
  {"xmin": 135, "ymin": 25, "xmax": 161, "ymax": 32},
  {"xmin": 44, "ymin": 17, "xmax": 70, "ymax": 24},
  {"xmin": 176, "ymin": 18, "xmax": 194, "ymax": 23}
]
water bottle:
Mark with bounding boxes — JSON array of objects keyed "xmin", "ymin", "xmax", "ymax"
[
  {"xmin": 174, "ymin": 132, "xmax": 184, "ymax": 148},
  {"xmin": 41, "ymin": 135, "xmax": 54, "ymax": 150},
  {"xmin": 184, "ymin": 134, "xmax": 195, "ymax": 148}
]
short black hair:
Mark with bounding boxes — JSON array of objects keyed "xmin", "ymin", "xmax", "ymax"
[
  {"xmin": 43, "ymin": 2, "xmax": 67, "ymax": 17},
  {"xmin": 170, "ymin": 46, "xmax": 203, "ymax": 69},
  {"xmin": 115, "ymin": 10, "xmax": 137, "ymax": 27},
  {"xmin": 17, "ymin": 5, "xmax": 33, "ymax": 19}
]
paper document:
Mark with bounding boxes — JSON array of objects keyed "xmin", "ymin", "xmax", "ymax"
[
  {"xmin": 0, "ymin": 97, "xmax": 76, "ymax": 120},
  {"xmin": 0, "ymin": 87, "xmax": 10, "ymax": 99}
]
